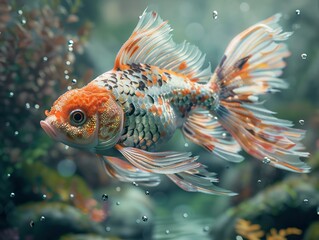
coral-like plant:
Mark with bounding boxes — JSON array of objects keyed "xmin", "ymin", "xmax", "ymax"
[
  {"xmin": 235, "ymin": 219, "xmax": 265, "ymax": 240},
  {"xmin": 235, "ymin": 218, "xmax": 302, "ymax": 240},
  {"xmin": 0, "ymin": 0, "xmax": 92, "ymax": 167}
]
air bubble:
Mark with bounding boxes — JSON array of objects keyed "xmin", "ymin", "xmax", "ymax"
[
  {"xmin": 262, "ymin": 157, "xmax": 271, "ymax": 164},
  {"xmin": 102, "ymin": 194, "xmax": 108, "ymax": 201},
  {"xmin": 132, "ymin": 181, "xmax": 139, "ymax": 187},
  {"xmin": 21, "ymin": 18, "xmax": 26, "ymax": 24},
  {"xmin": 71, "ymin": 79, "xmax": 77, "ymax": 84},
  {"xmin": 222, "ymin": 132, "xmax": 227, "ymax": 138},
  {"xmin": 142, "ymin": 215, "xmax": 148, "ymax": 222},
  {"xmin": 303, "ymin": 198, "xmax": 309, "ymax": 204},
  {"xmin": 9, "ymin": 92, "xmax": 14, "ymax": 97},
  {"xmin": 301, "ymin": 53, "xmax": 307, "ymax": 60},
  {"xmin": 67, "ymin": 86, "xmax": 72, "ymax": 91},
  {"xmin": 184, "ymin": 143, "xmax": 189, "ymax": 147},
  {"xmin": 105, "ymin": 226, "xmax": 111, "ymax": 232},
  {"xmin": 203, "ymin": 226, "xmax": 209, "ymax": 232},
  {"xmin": 68, "ymin": 40, "xmax": 74, "ymax": 46},
  {"xmin": 183, "ymin": 213, "xmax": 188, "ymax": 218},
  {"xmin": 43, "ymin": 56, "xmax": 48, "ymax": 62},
  {"xmin": 240, "ymin": 2, "xmax": 250, "ymax": 12},
  {"xmin": 64, "ymin": 70, "xmax": 69, "ymax": 74},
  {"xmin": 257, "ymin": 179, "xmax": 262, "ymax": 184},
  {"xmin": 317, "ymin": 206, "xmax": 319, "ymax": 215},
  {"xmin": 165, "ymin": 229, "xmax": 170, "ymax": 234},
  {"xmin": 10, "ymin": 192, "xmax": 15, "ymax": 198},
  {"xmin": 7, "ymin": 173, "xmax": 11, "ymax": 178},
  {"xmin": 34, "ymin": 104, "xmax": 40, "ymax": 109},
  {"xmin": 65, "ymin": 145, "xmax": 69, "ymax": 150},
  {"xmin": 70, "ymin": 193, "xmax": 74, "ymax": 199},
  {"xmin": 25, "ymin": 103, "xmax": 30, "ymax": 109},
  {"xmin": 295, "ymin": 9, "xmax": 301, "ymax": 15},
  {"xmin": 65, "ymin": 75, "xmax": 70, "ymax": 80},
  {"xmin": 66, "ymin": 61, "xmax": 71, "ymax": 65},
  {"xmin": 18, "ymin": 10, "xmax": 23, "ymax": 15},
  {"xmin": 116, "ymin": 201, "xmax": 120, "ymax": 206},
  {"xmin": 40, "ymin": 216, "xmax": 45, "ymax": 221},
  {"xmin": 212, "ymin": 10, "xmax": 218, "ymax": 20},
  {"xmin": 115, "ymin": 186, "xmax": 121, "ymax": 192},
  {"xmin": 30, "ymin": 220, "xmax": 35, "ymax": 228},
  {"xmin": 145, "ymin": 190, "xmax": 150, "ymax": 195},
  {"xmin": 42, "ymin": 194, "xmax": 47, "ymax": 199},
  {"xmin": 236, "ymin": 236, "xmax": 244, "ymax": 240},
  {"xmin": 68, "ymin": 47, "xmax": 73, "ymax": 52},
  {"xmin": 14, "ymin": 131, "xmax": 19, "ymax": 136},
  {"xmin": 299, "ymin": 119, "xmax": 305, "ymax": 125}
]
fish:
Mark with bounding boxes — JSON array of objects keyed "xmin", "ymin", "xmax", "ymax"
[{"xmin": 40, "ymin": 10, "xmax": 310, "ymax": 196}]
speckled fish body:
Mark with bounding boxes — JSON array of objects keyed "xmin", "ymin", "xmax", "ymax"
[
  {"xmin": 41, "ymin": 10, "xmax": 309, "ymax": 195},
  {"xmin": 93, "ymin": 64, "xmax": 215, "ymax": 151}
]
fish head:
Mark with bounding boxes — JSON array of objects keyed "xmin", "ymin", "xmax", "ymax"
[{"xmin": 40, "ymin": 83, "xmax": 124, "ymax": 152}]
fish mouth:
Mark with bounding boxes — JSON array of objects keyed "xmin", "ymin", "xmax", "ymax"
[{"xmin": 40, "ymin": 120, "xmax": 57, "ymax": 139}]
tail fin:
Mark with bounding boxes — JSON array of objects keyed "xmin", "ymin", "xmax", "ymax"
[{"xmin": 208, "ymin": 14, "xmax": 310, "ymax": 173}]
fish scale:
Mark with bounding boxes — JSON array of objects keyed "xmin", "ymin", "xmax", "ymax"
[{"xmin": 93, "ymin": 63, "xmax": 214, "ymax": 150}]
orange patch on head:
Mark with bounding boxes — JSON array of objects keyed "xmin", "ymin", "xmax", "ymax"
[{"xmin": 47, "ymin": 84, "xmax": 111, "ymax": 122}]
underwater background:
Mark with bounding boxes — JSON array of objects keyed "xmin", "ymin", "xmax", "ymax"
[{"xmin": 1, "ymin": 0, "xmax": 319, "ymax": 239}]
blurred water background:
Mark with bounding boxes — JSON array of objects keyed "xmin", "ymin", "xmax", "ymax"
[{"xmin": 1, "ymin": 0, "xmax": 319, "ymax": 239}]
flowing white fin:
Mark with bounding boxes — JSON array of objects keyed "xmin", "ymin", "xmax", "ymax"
[
  {"xmin": 115, "ymin": 144, "xmax": 200, "ymax": 174},
  {"xmin": 98, "ymin": 155, "xmax": 161, "ymax": 186},
  {"xmin": 208, "ymin": 14, "xmax": 310, "ymax": 173},
  {"xmin": 167, "ymin": 164, "xmax": 237, "ymax": 196},
  {"xmin": 182, "ymin": 109, "xmax": 244, "ymax": 162},
  {"xmin": 114, "ymin": 10, "xmax": 211, "ymax": 83}
]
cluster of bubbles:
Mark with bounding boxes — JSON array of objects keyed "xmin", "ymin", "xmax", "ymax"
[
  {"xmin": 65, "ymin": 40, "xmax": 77, "ymax": 90},
  {"xmin": 18, "ymin": 9, "xmax": 26, "ymax": 25},
  {"xmin": 212, "ymin": 10, "xmax": 218, "ymax": 20}
]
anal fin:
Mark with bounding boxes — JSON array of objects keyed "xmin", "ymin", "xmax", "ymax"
[{"xmin": 167, "ymin": 164, "xmax": 237, "ymax": 196}]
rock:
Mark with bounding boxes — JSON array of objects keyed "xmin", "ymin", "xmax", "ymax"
[
  {"xmin": 210, "ymin": 175, "xmax": 319, "ymax": 240},
  {"xmin": 7, "ymin": 202, "xmax": 105, "ymax": 240}
]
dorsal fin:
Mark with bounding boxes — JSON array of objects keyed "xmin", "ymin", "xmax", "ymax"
[{"xmin": 113, "ymin": 10, "xmax": 212, "ymax": 83}]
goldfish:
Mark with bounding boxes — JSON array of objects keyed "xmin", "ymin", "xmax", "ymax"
[{"xmin": 40, "ymin": 10, "xmax": 310, "ymax": 195}]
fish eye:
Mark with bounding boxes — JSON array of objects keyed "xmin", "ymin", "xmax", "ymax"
[{"xmin": 70, "ymin": 109, "xmax": 86, "ymax": 126}]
